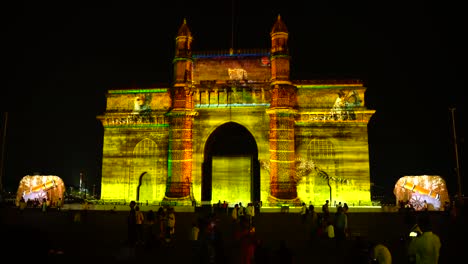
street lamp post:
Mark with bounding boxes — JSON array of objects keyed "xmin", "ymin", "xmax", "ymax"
[
  {"xmin": 0, "ymin": 112, "xmax": 8, "ymax": 192},
  {"xmin": 449, "ymin": 108, "xmax": 462, "ymax": 200}
]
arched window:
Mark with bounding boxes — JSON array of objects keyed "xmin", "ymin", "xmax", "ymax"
[{"xmin": 129, "ymin": 139, "xmax": 162, "ymax": 203}]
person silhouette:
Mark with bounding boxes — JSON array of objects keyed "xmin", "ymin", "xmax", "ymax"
[{"xmin": 127, "ymin": 201, "xmax": 137, "ymax": 247}]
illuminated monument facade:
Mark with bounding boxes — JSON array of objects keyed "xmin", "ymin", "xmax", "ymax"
[{"xmin": 98, "ymin": 16, "xmax": 375, "ymax": 206}]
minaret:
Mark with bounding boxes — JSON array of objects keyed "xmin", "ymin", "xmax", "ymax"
[
  {"xmin": 173, "ymin": 18, "xmax": 193, "ymax": 93},
  {"xmin": 267, "ymin": 15, "xmax": 298, "ymax": 203},
  {"xmin": 270, "ymin": 14, "xmax": 290, "ymax": 84},
  {"xmin": 165, "ymin": 18, "xmax": 195, "ymax": 200}
]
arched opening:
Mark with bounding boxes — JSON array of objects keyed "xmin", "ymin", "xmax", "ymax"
[{"xmin": 202, "ymin": 122, "xmax": 260, "ymax": 205}]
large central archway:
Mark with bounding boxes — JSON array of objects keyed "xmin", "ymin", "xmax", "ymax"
[{"xmin": 202, "ymin": 122, "xmax": 260, "ymax": 205}]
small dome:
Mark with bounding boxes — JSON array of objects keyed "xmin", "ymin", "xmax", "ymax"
[
  {"xmin": 271, "ymin": 15, "xmax": 288, "ymax": 34},
  {"xmin": 177, "ymin": 18, "xmax": 192, "ymax": 37}
]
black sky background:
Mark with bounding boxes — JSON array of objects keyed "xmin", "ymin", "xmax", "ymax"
[{"xmin": 1, "ymin": 1, "xmax": 466, "ymax": 199}]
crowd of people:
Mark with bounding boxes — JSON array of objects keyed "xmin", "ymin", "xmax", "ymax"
[
  {"xmin": 101, "ymin": 197, "xmax": 465, "ymax": 263},
  {"xmin": 126, "ymin": 200, "xmax": 178, "ymax": 249}
]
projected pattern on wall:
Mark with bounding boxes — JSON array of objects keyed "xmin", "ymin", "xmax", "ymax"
[
  {"xmin": 212, "ymin": 156, "xmax": 251, "ymax": 206},
  {"xmin": 98, "ymin": 16, "xmax": 375, "ymax": 206}
]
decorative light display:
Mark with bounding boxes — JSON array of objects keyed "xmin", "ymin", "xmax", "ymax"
[
  {"xmin": 394, "ymin": 175, "xmax": 449, "ymax": 211},
  {"xmin": 16, "ymin": 175, "xmax": 65, "ymax": 206}
]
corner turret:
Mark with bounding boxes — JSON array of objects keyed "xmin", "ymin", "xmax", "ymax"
[
  {"xmin": 270, "ymin": 15, "xmax": 290, "ymax": 84},
  {"xmin": 173, "ymin": 18, "xmax": 193, "ymax": 87}
]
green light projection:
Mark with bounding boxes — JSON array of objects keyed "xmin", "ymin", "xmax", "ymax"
[{"xmin": 109, "ymin": 88, "xmax": 168, "ymax": 94}]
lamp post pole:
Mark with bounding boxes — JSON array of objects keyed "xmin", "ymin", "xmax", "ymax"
[
  {"xmin": 449, "ymin": 108, "xmax": 462, "ymax": 200},
  {"xmin": 0, "ymin": 112, "xmax": 8, "ymax": 193}
]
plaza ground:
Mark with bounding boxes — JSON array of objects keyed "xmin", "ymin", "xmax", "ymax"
[{"xmin": 1, "ymin": 205, "xmax": 465, "ymax": 263}]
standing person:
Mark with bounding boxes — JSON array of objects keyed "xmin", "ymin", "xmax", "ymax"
[
  {"xmin": 408, "ymin": 214, "xmax": 441, "ymax": 263},
  {"xmin": 41, "ymin": 198, "xmax": 48, "ymax": 214},
  {"xmin": 156, "ymin": 206, "xmax": 166, "ymax": 240},
  {"xmin": 300, "ymin": 202, "xmax": 308, "ymax": 224},
  {"xmin": 246, "ymin": 203, "xmax": 255, "ymax": 228},
  {"xmin": 239, "ymin": 226, "xmax": 256, "ymax": 264},
  {"xmin": 326, "ymin": 220, "xmax": 335, "ymax": 239},
  {"xmin": 238, "ymin": 202, "xmax": 245, "ymax": 223},
  {"xmin": 322, "ymin": 200, "xmax": 330, "ymax": 222},
  {"xmin": 249, "ymin": 203, "xmax": 255, "ymax": 227},
  {"xmin": 56, "ymin": 197, "xmax": 62, "ymax": 212},
  {"xmin": 369, "ymin": 242, "xmax": 392, "ymax": 264},
  {"xmin": 145, "ymin": 210, "xmax": 157, "ymax": 248},
  {"xmin": 309, "ymin": 205, "xmax": 319, "ymax": 241},
  {"xmin": 191, "ymin": 220, "xmax": 200, "ymax": 241},
  {"xmin": 232, "ymin": 204, "xmax": 239, "ymax": 224},
  {"xmin": 127, "ymin": 201, "xmax": 137, "ymax": 247},
  {"xmin": 343, "ymin": 202, "xmax": 349, "ymax": 214},
  {"xmin": 135, "ymin": 205, "xmax": 145, "ymax": 245},
  {"xmin": 334, "ymin": 206, "xmax": 348, "ymax": 242},
  {"xmin": 166, "ymin": 207, "xmax": 176, "ymax": 242}
]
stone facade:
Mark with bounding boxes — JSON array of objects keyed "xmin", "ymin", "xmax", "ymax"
[{"xmin": 98, "ymin": 16, "xmax": 375, "ymax": 207}]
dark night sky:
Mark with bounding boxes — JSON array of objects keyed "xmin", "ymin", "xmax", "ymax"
[{"xmin": 2, "ymin": 1, "xmax": 466, "ymax": 199}]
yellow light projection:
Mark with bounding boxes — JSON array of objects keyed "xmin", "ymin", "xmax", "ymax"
[{"xmin": 211, "ymin": 156, "xmax": 251, "ymax": 205}]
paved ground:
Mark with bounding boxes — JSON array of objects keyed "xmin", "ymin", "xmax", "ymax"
[{"xmin": 1, "ymin": 205, "xmax": 465, "ymax": 263}]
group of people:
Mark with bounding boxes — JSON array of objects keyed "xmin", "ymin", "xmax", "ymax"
[
  {"xmin": 300, "ymin": 199, "xmax": 442, "ymax": 263},
  {"xmin": 300, "ymin": 200, "xmax": 349, "ymax": 241},
  {"xmin": 127, "ymin": 201, "xmax": 176, "ymax": 247},
  {"xmin": 124, "ymin": 198, "xmax": 444, "ymax": 263},
  {"xmin": 17, "ymin": 197, "xmax": 63, "ymax": 212},
  {"xmin": 231, "ymin": 202, "xmax": 256, "ymax": 229}
]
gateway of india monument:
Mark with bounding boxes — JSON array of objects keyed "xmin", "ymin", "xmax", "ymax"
[{"xmin": 97, "ymin": 16, "xmax": 375, "ymax": 207}]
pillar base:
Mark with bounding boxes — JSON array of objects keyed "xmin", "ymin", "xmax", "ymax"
[
  {"xmin": 162, "ymin": 195, "xmax": 193, "ymax": 206},
  {"xmin": 268, "ymin": 195, "xmax": 301, "ymax": 207}
]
